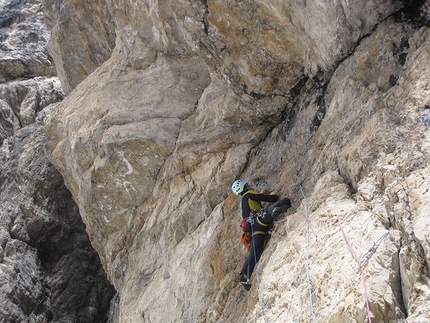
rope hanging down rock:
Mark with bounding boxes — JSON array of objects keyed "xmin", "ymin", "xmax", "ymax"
[
  {"xmin": 250, "ymin": 180, "xmax": 388, "ymax": 323},
  {"xmin": 274, "ymin": 184, "xmax": 389, "ymax": 323},
  {"xmin": 300, "ymin": 185, "xmax": 316, "ymax": 323}
]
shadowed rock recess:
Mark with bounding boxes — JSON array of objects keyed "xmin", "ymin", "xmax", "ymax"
[
  {"xmin": 32, "ymin": 0, "xmax": 430, "ymax": 322},
  {"xmin": 0, "ymin": 0, "xmax": 115, "ymax": 322}
]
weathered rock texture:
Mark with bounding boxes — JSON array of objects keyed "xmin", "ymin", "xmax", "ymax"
[
  {"xmin": 0, "ymin": 117, "xmax": 115, "ymax": 322},
  {"xmin": 42, "ymin": 0, "xmax": 430, "ymax": 322},
  {"xmin": 0, "ymin": 0, "xmax": 115, "ymax": 322},
  {"xmin": 0, "ymin": 0, "xmax": 56, "ymax": 82},
  {"xmin": 41, "ymin": 0, "xmax": 116, "ymax": 94}
]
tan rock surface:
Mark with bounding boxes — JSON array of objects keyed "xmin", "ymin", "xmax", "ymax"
[
  {"xmin": 43, "ymin": 1, "xmax": 430, "ymax": 322},
  {"xmin": 41, "ymin": 0, "xmax": 116, "ymax": 94}
]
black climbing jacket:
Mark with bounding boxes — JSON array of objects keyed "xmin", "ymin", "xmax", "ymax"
[{"xmin": 240, "ymin": 189, "xmax": 278, "ymax": 219}]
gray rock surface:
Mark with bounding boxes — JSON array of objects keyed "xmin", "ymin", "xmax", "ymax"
[
  {"xmin": 0, "ymin": 0, "xmax": 116, "ymax": 322},
  {"xmin": 41, "ymin": 0, "xmax": 116, "ymax": 94},
  {"xmin": 0, "ymin": 120, "xmax": 115, "ymax": 322},
  {"xmin": 25, "ymin": 0, "xmax": 430, "ymax": 322},
  {"xmin": 0, "ymin": 77, "xmax": 63, "ymax": 145},
  {"xmin": 0, "ymin": 0, "xmax": 56, "ymax": 81}
]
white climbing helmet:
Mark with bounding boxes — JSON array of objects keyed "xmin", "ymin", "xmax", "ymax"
[{"xmin": 231, "ymin": 179, "xmax": 248, "ymax": 195}]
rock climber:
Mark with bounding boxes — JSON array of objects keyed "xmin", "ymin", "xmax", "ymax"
[{"xmin": 231, "ymin": 179, "xmax": 292, "ymax": 290}]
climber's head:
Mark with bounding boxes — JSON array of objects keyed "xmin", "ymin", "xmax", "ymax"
[{"xmin": 231, "ymin": 179, "xmax": 248, "ymax": 195}]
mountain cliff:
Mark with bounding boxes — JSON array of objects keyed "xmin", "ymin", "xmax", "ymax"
[
  {"xmin": 3, "ymin": 0, "xmax": 430, "ymax": 322},
  {"xmin": 0, "ymin": 0, "xmax": 115, "ymax": 322}
]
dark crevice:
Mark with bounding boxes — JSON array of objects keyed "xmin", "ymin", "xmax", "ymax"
[
  {"xmin": 398, "ymin": 52, "xmax": 408, "ymax": 65},
  {"xmin": 389, "ymin": 74, "xmax": 400, "ymax": 87},
  {"xmin": 395, "ymin": 0, "xmax": 430, "ymax": 27},
  {"xmin": 240, "ymin": 83, "xmax": 285, "ymax": 100},
  {"xmin": 289, "ymin": 76, "xmax": 309, "ymax": 97},
  {"xmin": 280, "ymin": 107, "xmax": 297, "ymax": 140},
  {"xmin": 396, "ymin": 245, "xmax": 408, "ymax": 318},
  {"xmin": 306, "ymin": 0, "xmax": 429, "ymax": 135},
  {"xmin": 201, "ymin": 0, "xmax": 209, "ymax": 35},
  {"xmin": 393, "ymin": 36, "xmax": 410, "ymax": 66},
  {"xmin": 337, "ymin": 168, "xmax": 358, "ymax": 195},
  {"xmin": 249, "ymin": 89, "xmax": 268, "ymax": 100},
  {"xmin": 309, "ymin": 87, "xmax": 327, "ymax": 133},
  {"xmin": 393, "ymin": 37, "xmax": 410, "ymax": 56},
  {"xmin": 328, "ymin": 0, "xmax": 421, "ymax": 80},
  {"xmin": 242, "ymin": 75, "xmax": 309, "ymax": 100}
]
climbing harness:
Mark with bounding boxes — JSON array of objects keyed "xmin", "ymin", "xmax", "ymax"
[
  {"xmin": 241, "ymin": 212, "xmax": 270, "ymax": 252},
  {"xmin": 244, "ymin": 178, "xmax": 386, "ymax": 323},
  {"xmin": 256, "ymin": 216, "xmax": 269, "ymax": 229}
]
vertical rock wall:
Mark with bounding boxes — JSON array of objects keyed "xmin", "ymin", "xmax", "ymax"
[
  {"xmin": 42, "ymin": 0, "xmax": 430, "ymax": 322},
  {"xmin": 0, "ymin": 117, "xmax": 115, "ymax": 322},
  {"xmin": 0, "ymin": 0, "xmax": 56, "ymax": 82},
  {"xmin": 0, "ymin": 0, "xmax": 115, "ymax": 322}
]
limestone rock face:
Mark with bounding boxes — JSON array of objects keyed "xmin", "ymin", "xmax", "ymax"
[
  {"xmin": 0, "ymin": 120, "xmax": 115, "ymax": 322},
  {"xmin": 173, "ymin": 0, "xmax": 403, "ymax": 96},
  {"xmin": 42, "ymin": 0, "xmax": 430, "ymax": 323},
  {"xmin": 41, "ymin": 0, "xmax": 116, "ymax": 94},
  {"xmin": 0, "ymin": 1, "xmax": 116, "ymax": 322},
  {"xmin": 0, "ymin": 0, "xmax": 56, "ymax": 81},
  {"xmin": 0, "ymin": 77, "xmax": 63, "ymax": 145}
]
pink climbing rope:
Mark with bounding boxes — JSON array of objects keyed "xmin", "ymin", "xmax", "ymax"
[
  {"xmin": 276, "ymin": 213, "xmax": 373, "ymax": 323},
  {"xmin": 336, "ymin": 219, "xmax": 372, "ymax": 323}
]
